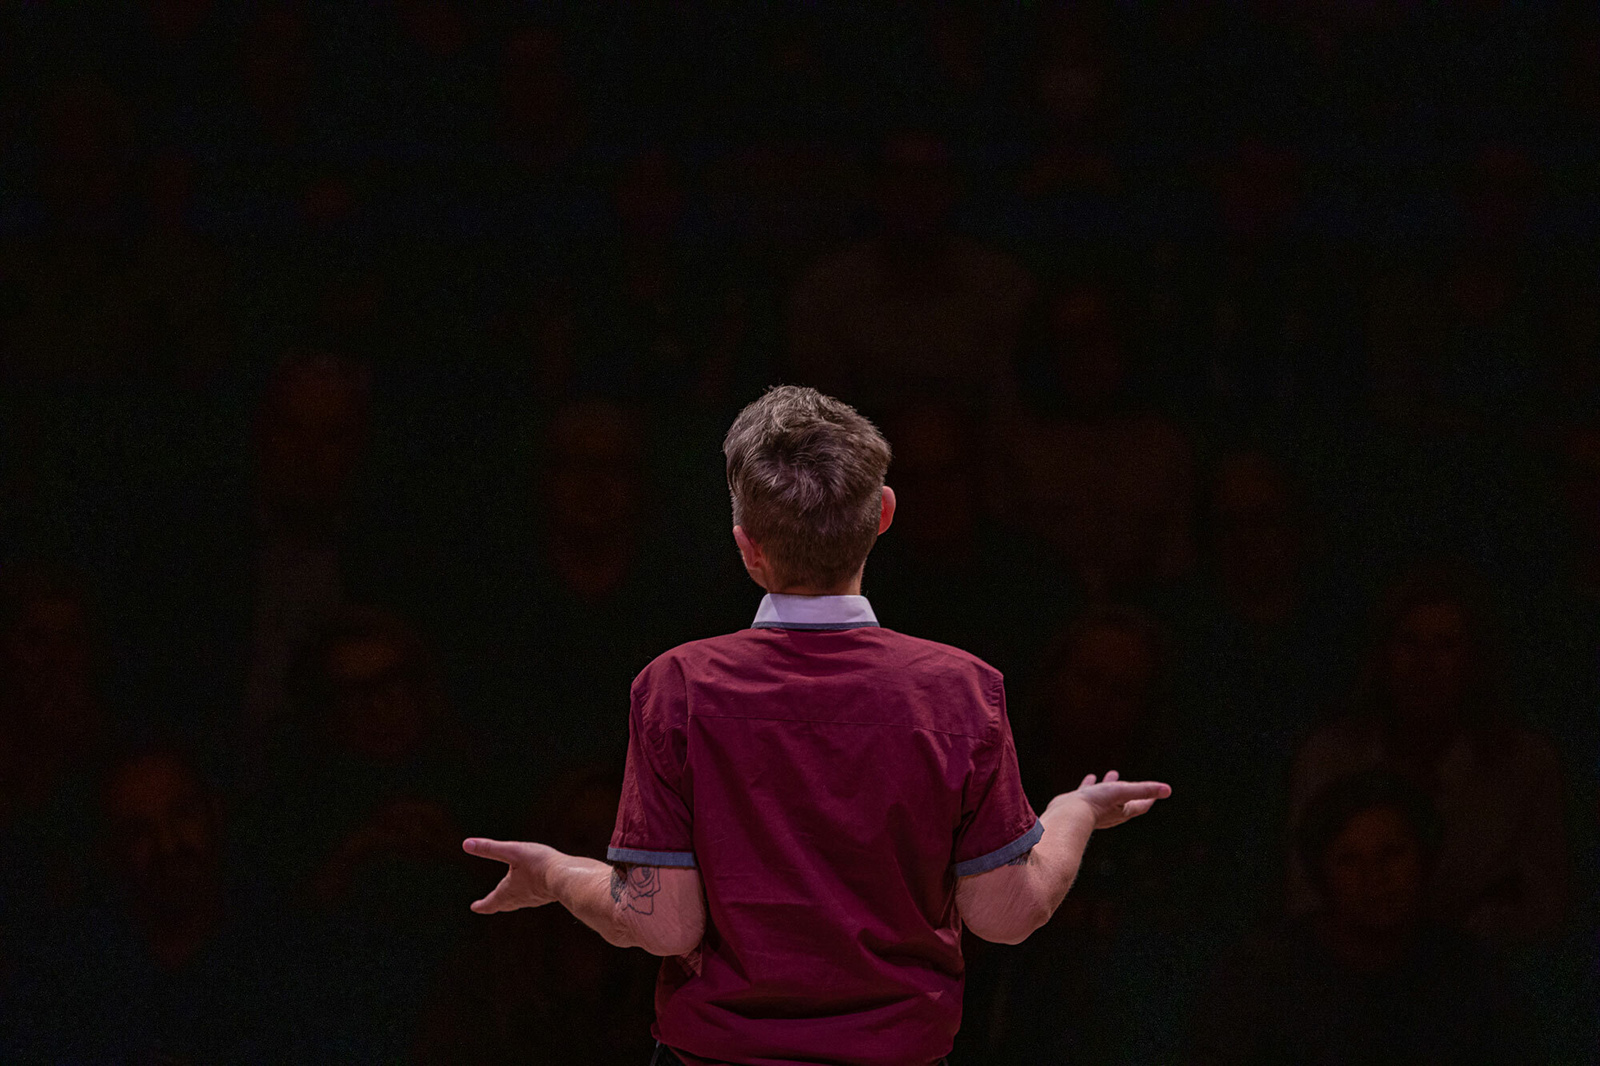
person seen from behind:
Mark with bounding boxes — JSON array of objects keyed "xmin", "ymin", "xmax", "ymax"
[{"xmin": 460, "ymin": 385, "xmax": 1172, "ymax": 1065}]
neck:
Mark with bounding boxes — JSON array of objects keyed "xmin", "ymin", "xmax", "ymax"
[{"xmin": 768, "ymin": 578, "xmax": 862, "ymax": 597}]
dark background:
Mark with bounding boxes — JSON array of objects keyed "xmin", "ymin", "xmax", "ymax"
[{"xmin": 0, "ymin": 3, "xmax": 1595, "ymax": 1063}]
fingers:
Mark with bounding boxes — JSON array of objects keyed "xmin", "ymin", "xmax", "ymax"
[
  {"xmin": 462, "ymin": 837, "xmax": 517, "ymax": 863},
  {"xmin": 1099, "ymin": 781, "xmax": 1172, "ymax": 802},
  {"xmin": 1122, "ymin": 798, "xmax": 1157, "ymax": 818},
  {"xmin": 1104, "ymin": 769, "xmax": 1120, "ymax": 783},
  {"xmin": 1080, "ymin": 773, "xmax": 1098, "ymax": 788}
]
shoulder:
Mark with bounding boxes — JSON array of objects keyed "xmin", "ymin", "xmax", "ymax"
[
  {"xmin": 639, "ymin": 627, "xmax": 1006, "ymax": 722},
  {"xmin": 872, "ymin": 626, "xmax": 1003, "ymax": 679},
  {"xmin": 868, "ymin": 628, "xmax": 1009, "ymax": 730},
  {"xmin": 630, "ymin": 628, "xmax": 777, "ymax": 691}
]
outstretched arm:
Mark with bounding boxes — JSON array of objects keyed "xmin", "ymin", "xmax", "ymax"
[
  {"xmin": 462, "ymin": 838, "xmax": 705, "ymax": 957},
  {"xmin": 956, "ymin": 771, "xmax": 1170, "ymax": 945}
]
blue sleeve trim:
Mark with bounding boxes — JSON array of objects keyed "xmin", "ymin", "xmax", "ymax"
[
  {"xmin": 608, "ymin": 846, "xmax": 698, "ymax": 868},
  {"xmin": 953, "ymin": 818, "xmax": 1044, "ymax": 877}
]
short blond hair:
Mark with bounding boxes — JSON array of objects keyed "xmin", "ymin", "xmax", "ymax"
[{"xmin": 723, "ymin": 386, "xmax": 892, "ymax": 590}]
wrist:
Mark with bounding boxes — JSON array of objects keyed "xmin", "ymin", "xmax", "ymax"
[
  {"xmin": 1046, "ymin": 792, "xmax": 1097, "ymax": 829},
  {"xmin": 541, "ymin": 850, "xmax": 583, "ymax": 903}
]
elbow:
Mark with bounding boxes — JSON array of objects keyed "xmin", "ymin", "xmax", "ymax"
[
  {"xmin": 645, "ymin": 931, "xmax": 703, "ymax": 958},
  {"xmin": 966, "ymin": 902, "xmax": 1052, "ymax": 946},
  {"xmin": 639, "ymin": 929, "xmax": 702, "ymax": 958},
  {"xmin": 634, "ymin": 916, "xmax": 705, "ymax": 958},
  {"xmin": 1007, "ymin": 903, "xmax": 1055, "ymax": 945},
  {"xmin": 1024, "ymin": 901, "xmax": 1056, "ymax": 940},
  {"xmin": 971, "ymin": 919, "xmax": 1038, "ymax": 946},
  {"xmin": 1002, "ymin": 872, "xmax": 1078, "ymax": 943}
]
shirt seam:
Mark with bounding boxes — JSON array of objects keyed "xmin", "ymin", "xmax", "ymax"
[{"xmin": 680, "ymin": 710, "xmax": 989, "ymax": 738}]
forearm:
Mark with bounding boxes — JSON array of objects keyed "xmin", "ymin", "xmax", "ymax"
[
  {"xmin": 545, "ymin": 853, "xmax": 639, "ymax": 948},
  {"xmin": 958, "ymin": 796, "xmax": 1097, "ymax": 943},
  {"xmin": 544, "ymin": 852, "xmax": 705, "ymax": 956},
  {"xmin": 1028, "ymin": 794, "xmax": 1098, "ymax": 915}
]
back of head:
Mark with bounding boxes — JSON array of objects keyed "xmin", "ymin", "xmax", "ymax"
[{"xmin": 723, "ymin": 386, "xmax": 892, "ymax": 591}]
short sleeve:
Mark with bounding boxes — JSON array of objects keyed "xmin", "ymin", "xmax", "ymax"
[
  {"xmin": 952, "ymin": 673, "xmax": 1041, "ymax": 877},
  {"xmin": 607, "ymin": 660, "xmax": 697, "ymax": 868}
]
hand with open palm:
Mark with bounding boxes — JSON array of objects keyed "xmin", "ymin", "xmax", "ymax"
[
  {"xmin": 1050, "ymin": 770, "xmax": 1171, "ymax": 830},
  {"xmin": 461, "ymin": 837, "xmax": 563, "ymax": 914}
]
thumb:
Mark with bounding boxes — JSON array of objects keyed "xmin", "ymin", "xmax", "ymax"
[
  {"xmin": 1121, "ymin": 798, "xmax": 1158, "ymax": 818},
  {"xmin": 470, "ymin": 880, "xmax": 512, "ymax": 914}
]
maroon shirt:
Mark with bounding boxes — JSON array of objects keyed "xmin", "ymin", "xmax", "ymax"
[{"xmin": 608, "ymin": 594, "xmax": 1041, "ymax": 1066}]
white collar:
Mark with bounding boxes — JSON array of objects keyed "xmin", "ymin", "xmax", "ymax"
[{"xmin": 752, "ymin": 593, "xmax": 879, "ymax": 630}]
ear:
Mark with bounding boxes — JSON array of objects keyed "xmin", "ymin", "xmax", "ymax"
[
  {"xmin": 733, "ymin": 524, "xmax": 757, "ymax": 568},
  {"xmin": 878, "ymin": 485, "xmax": 896, "ymax": 535},
  {"xmin": 733, "ymin": 525, "xmax": 767, "ymax": 588}
]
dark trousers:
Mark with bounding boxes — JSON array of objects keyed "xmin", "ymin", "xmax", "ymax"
[{"xmin": 651, "ymin": 1042, "xmax": 950, "ymax": 1065}]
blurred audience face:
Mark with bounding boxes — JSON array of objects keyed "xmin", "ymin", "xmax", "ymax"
[
  {"xmin": 1320, "ymin": 805, "xmax": 1425, "ymax": 936},
  {"xmin": 881, "ymin": 406, "xmax": 977, "ymax": 557},
  {"xmin": 1213, "ymin": 141, "xmax": 1302, "ymax": 243},
  {"xmin": 1048, "ymin": 285, "xmax": 1124, "ymax": 410},
  {"xmin": 1211, "ymin": 454, "xmax": 1302, "ymax": 606},
  {"xmin": 101, "ymin": 752, "xmax": 223, "ymax": 920},
  {"xmin": 499, "ymin": 27, "xmax": 582, "ymax": 172},
  {"xmin": 1048, "ymin": 619, "xmax": 1157, "ymax": 746},
  {"xmin": 875, "ymin": 133, "xmax": 958, "ymax": 243},
  {"xmin": 37, "ymin": 81, "xmax": 130, "ymax": 225},
  {"xmin": 397, "ymin": 0, "xmax": 469, "ymax": 59},
  {"xmin": 1, "ymin": 581, "xmax": 98, "ymax": 737},
  {"xmin": 324, "ymin": 634, "xmax": 430, "ymax": 764},
  {"xmin": 615, "ymin": 150, "xmax": 684, "ymax": 243},
  {"xmin": 1559, "ymin": 427, "xmax": 1600, "ymax": 555},
  {"xmin": 544, "ymin": 403, "xmax": 645, "ymax": 543},
  {"xmin": 254, "ymin": 355, "xmax": 370, "ymax": 525},
  {"xmin": 239, "ymin": 5, "xmax": 311, "ymax": 145},
  {"xmin": 1562, "ymin": 21, "xmax": 1600, "ymax": 121},
  {"xmin": 139, "ymin": 150, "xmax": 198, "ymax": 232},
  {"xmin": 4, "ymin": 593, "xmax": 91, "ymax": 704},
  {"xmin": 1032, "ymin": 12, "xmax": 1115, "ymax": 133},
  {"xmin": 1385, "ymin": 600, "xmax": 1470, "ymax": 726},
  {"xmin": 141, "ymin": 0, "xmax": 214, "ymax": 41},
  {"xmin": 1459, "ymin": 144, "xmax": 1539, "ymax": 244}
]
